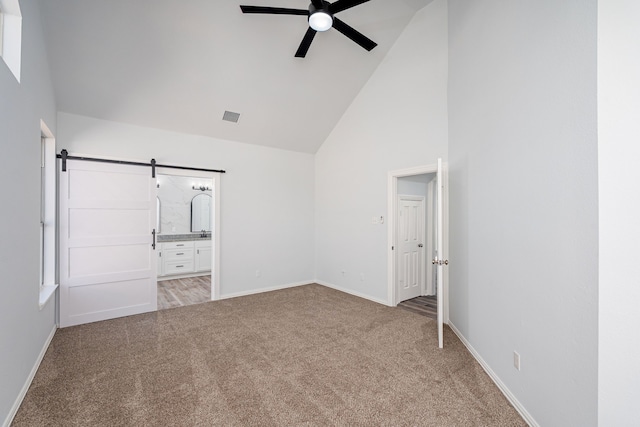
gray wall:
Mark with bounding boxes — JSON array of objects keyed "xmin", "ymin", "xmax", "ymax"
[
  {"xmin": 0, "ymin": 0, "xmax": 58, "ymax": 424},
  {"xmin": 315, "ymin": 0, "xmax": 449, "ymax": 302},
  {"xmin": 447, "ymin": 0, "xmax": 598, "ymax": 425}
]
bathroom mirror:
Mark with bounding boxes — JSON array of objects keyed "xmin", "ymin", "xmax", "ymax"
[{"xmin": 191, "ymin": 194, "xmax": 212, "ymax": 232}]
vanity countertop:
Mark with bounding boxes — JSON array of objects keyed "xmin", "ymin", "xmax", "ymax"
[{"xmin": 157, "ymin": 234, "xmax": 211, "ymax": 242}]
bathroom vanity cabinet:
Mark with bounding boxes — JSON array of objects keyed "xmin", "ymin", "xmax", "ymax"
[{"xmin": 157, "ymin": 239, "xmax": 212, "ymax": 279}]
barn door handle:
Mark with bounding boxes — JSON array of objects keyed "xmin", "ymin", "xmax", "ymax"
[
  {"xmin": 418, "ymin": 243, "xmax": 423, "ymax": 248},
  {"xmin": 152, "ymin": 229, "xmax": 156, "ymax": 250}
]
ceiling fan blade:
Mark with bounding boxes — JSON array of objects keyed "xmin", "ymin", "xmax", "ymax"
[
  {"xmin": 332, "ymin": 18, "xmax": 377, "ymax": 51},
  {"xmin": 295, "ymin": 28, "xmax": 317, "ymax": 58},
  {"xmin": 329, "ymin": 0, "xmax": 370, "ymax": 14},
  {"xmin": 240, "ymin": 5, "xmax": 308, "ymax": 15}
]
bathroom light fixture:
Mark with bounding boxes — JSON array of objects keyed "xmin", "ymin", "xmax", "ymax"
[{"xmin": 192, "ymin": 185, "xmax": 211, "ymax": 191}]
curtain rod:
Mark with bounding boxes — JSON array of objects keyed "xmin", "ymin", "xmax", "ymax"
[{"xmin": 57, "ymin": 149, "xmax": 226, "ymax": 177}]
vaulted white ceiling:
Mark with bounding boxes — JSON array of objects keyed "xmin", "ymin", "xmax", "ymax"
[{"xmin": 39, "ymin": 0, "xmax": 433, "ymax": 153}]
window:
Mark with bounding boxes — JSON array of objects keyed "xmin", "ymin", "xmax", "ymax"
[
  {"xmin": 0, "ymin": 6, "xmax": 4, "ymax": 57},
  {"xmin": 0, "ymin": 0, "xmax": 22, "ymax": 82},
  {"xmin": 40, "ymin": 137, "xmax": 46, "ymax": 286},
  {"xmin": 39, "ymin": 121, "xmax": 57, "ymax": 309}
]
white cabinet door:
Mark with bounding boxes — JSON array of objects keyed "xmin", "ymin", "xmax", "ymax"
[
  {"xmin": 59, "ymin": 160, "xmax": 157, "ymax": 327},
  {"xmin": 195, "ymin": 243, "xmax": 212, "ymax": 272},
  {"xmin": 157, "ymin": 243, "xmax": 163, "ymax": 277}
]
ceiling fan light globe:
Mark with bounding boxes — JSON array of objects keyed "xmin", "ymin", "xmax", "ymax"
[{"xmin": 309, "ymin": 12, "xmax": 332, "ymax": 32}]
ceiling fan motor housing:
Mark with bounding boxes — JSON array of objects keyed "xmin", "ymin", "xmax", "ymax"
[
  {"xmin": 308, "ymin": 1, "xmax": 333, "ymax": 31},
  {"xmin": 309, "ymin": 0, "xmax": 332, "ymax": 15}
]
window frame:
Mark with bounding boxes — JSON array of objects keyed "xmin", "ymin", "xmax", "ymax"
[
  {"xmin": 39, "ymin": 121, "xmax": 57, "ymax": 309},
  {"xmin": 0, "ymin": 0, "xmax": 22, "ymax": 82},
  {"xmin": 0, "ymin": 6, "xmax": 4, "ymax": 57}
]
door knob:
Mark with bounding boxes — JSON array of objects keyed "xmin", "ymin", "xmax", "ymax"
[{"xmin": 418, "ymin": 243, "xmax": 423, "ymax": 248}]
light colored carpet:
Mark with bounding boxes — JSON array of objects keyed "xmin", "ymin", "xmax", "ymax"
[{"xmin": 13, "ymin": 284, "xmax": 526, "ymax": 426}]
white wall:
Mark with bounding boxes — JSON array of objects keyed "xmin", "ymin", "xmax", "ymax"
[
  {"xmin": 315, "ymin": 0, "xmax": 448, "ymax": 303},
  {"xmin": 57, "ymin": 113, "xmax": 315, "ymax": 298},
  {"xmin": 598, "ymin": 0, "xmax": 640, "ymax": 424},
  {"xmin": 0, "ymin": 0, "xmax": 57, "ymax": 424},
  {"xmin": 447, "ymin": 0, "xmax": 598, "ymax": 425}
]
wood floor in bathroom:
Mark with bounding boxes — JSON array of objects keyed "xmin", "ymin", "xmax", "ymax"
[{"xmin": 157, "ymin": 275, "xmax": 211, "ymax": 310}]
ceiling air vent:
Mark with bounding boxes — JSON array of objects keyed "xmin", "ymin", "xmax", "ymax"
[{"xmin": 222, "ymin": 111, "xmax": 241, "ymax": 123}]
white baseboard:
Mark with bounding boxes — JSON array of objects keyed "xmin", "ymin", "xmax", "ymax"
[
  {"xmin": 315, "ymin": 280, "xmax": 390, "ymax": 306},
  {"xmin": 218, "ymin": 280, "xmax": 313, "ymax": 300},
  {"xmin": 447, "ymin": 321, "xmax": 539, "ymax": 427},
  {"xmin": 3, "ymin": 324, "xmax": 57, "ymax": 427}
]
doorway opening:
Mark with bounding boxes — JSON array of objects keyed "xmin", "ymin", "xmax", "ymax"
[
  {"xmin": 156, "ymin": 169, "xmax": 221, "ymax": 310},
  {"xmin": 395, "ymin": 174, "xmax": 437, "ymax": 319},
  {"xmin": 395, "ymin": 174, "xmax": 436, "ymax": 300},
  {"xmin": 387, "ymin": 161, "xmax": 448, "ymax": 347}
]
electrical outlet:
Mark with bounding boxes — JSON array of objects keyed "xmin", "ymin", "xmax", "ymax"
[
  {"xmin": 360, "ymin": 273, "xmax": 364, "ymax": 281},
  {"xmin": 513, "ymin": 351, "xmax": 521, "ymax": 371},
  {"xmin": 371, "ymin": 216, "xmax": 378, "ymax": 224},
  {"xmin": 255, "ymin": 270, "xmax": 261, "ymax": 278}
]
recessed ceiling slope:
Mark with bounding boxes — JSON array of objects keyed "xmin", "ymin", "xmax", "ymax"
[{"xmin": 39, "ymin": 0, "xmax": 434, "ymax": 153}]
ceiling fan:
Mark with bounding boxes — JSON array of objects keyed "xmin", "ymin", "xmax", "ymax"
[{"xmin": 240, "ymin": 0, "xmax": 377, "ymax": 58}]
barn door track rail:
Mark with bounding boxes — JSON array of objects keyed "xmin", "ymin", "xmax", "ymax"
[{"xmin": 57, "ymin": 149, "xmax": 226, "ymax": 177}]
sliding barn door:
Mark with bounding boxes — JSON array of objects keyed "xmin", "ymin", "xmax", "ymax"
[{"xmin": 59, "ymin": 160, "xmax": 157, "ymax": 327}]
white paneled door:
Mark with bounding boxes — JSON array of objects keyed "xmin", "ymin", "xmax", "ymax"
[
  {"xmin": 59, "ymin": 160, "xmax": 157, "ymax": 327},
  {"xmin": 396, "ymin": 196, "xmax": 425, "ymax": 304}
]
